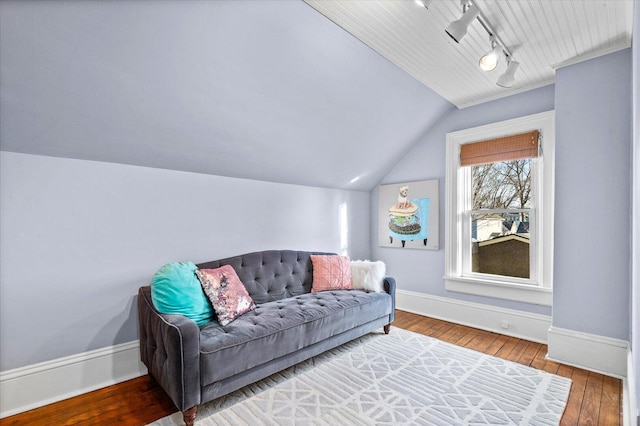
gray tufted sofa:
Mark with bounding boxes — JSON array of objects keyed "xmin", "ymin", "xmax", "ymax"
[{"xmin": 138, "ymin": 250, "xmax": 396, "ymax": 425}]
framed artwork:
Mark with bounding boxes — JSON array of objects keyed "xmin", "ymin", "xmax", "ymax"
[{"xmin": 378, "ymin": 179, "xmax": 439, "ymax": 250}]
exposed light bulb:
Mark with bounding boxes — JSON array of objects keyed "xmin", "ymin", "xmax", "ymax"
[{"xmin": 479, "ymin": 42, "xmax": 502, "ymax": 71}]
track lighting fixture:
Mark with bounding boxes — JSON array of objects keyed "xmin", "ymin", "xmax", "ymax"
[
  {"xmin": 479, "ymin": 37, "xmax": 502, "ymax": 71},
  {"xmin": 496, "ymin": 59, "xmax": 519, "ymax": 88},
  {"xmin": 437, "ymin": 0, "xmax": 518, "ymax": 87},
  {"xmin": 445, "ymin": 2, "xmax": 478, "ymax": 43}
]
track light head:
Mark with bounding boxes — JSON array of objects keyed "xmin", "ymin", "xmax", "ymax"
[
  {"xmin": 479, "ymin": 39, "xmax": 502, "ymax": 71},
  {"xmin": 497, "ymin": 59, "xmax": 519, "ymax": 88},
  {"xmin": 445, "ymin": 3, "xmax": 479, "ymax": 43},
  {"xmin": 437, "ymin": 0, "xmax": 520, "ymax": 87}
]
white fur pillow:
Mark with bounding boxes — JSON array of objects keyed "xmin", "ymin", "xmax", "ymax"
[{"xmin": 350, "ymin": 260, "xmax": 386, "ymax": 292}]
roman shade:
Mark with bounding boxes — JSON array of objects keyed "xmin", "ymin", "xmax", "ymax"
[{"xmin": 460, "ymin": 130, "xmax": 539, "ymax": 167}]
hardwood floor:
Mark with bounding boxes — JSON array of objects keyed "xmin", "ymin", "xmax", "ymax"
[{"xmin": 1, "ymin": 310, "xmax": 622, "ymax": 425}]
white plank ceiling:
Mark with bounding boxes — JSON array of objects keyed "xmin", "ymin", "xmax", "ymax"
[{"xmin": 304, "ymin": 0, "xmax": 634, "ymax": 108}]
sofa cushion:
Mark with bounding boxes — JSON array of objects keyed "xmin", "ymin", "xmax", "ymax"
[
  {"xmin": 310, "ymin": 255, "xmax": 353, "ymax": 292},
  {"xmin": 196, "ymin": 265, "xmax": 256, "ymax": 326},
  {"xmin": 150, "ymin": 261, "xmax": 213, "ymax": 326},
  {"xmin": 198, "ymin": 290, "xmax": 392, "ymax": 386}
]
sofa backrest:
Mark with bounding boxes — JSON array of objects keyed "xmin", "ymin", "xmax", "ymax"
[{"xmin": 197, "ymin": 250, "xmax": 334, "ymax": 305}]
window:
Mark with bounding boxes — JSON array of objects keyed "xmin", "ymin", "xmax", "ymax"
[{"xmin": 445, "ymin": 111, "xmax": 555, "ymax": 305}]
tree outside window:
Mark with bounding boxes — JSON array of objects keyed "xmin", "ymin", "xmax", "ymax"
[{"xmin": 470, "ymin": 159, "xmax": 532, "ymax": 279}]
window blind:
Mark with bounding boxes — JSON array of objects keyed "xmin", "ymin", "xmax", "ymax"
[{"xmin": 460, "ymin": 130, "xmax": 539, "ymax": 167}]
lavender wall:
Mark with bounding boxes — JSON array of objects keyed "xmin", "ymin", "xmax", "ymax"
[
  {"xmin": 0, "ymin": 152, "xmax": 371, "ymax": 371},
  {"xmin": 372, "ymin": 48, "xmax": 633, "ymax": 339},
  {"xmin": 553, "ymin": 48, "xmax": 632, "ymax": 340},
  {"xmin": 371, "ymin": 84, "xmax": 555, "ymax": 316}
]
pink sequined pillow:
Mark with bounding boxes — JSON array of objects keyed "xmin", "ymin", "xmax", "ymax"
[
  {"xmin": 196, "ymin": 265, "xmax": 256, "ymax": 326},
  {"xmin": 310, "ymin": 255, "xmax": 353, "ymax": 292}
]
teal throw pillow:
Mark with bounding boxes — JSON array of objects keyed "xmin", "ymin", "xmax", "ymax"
[{"xmin": 151, "ymin": 261, "xmax": 213, "ymax": 326}]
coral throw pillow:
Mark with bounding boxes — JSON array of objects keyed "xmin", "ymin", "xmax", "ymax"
[
  {"xmin": 196, "ymin": 265, "xmax": 256, "ymax": 326},
  {"xmin": 310, "ymin": 255, "xmax": 353, "ymax": 292}
]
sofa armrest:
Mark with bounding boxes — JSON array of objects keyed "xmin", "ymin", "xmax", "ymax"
[
  {"xmin": 138, "ymin": 286, "xmax": 201, "ymax": 411},
  {"xmin": 383, "ymin": 276, "xmax": 396, "ymax": 323}
]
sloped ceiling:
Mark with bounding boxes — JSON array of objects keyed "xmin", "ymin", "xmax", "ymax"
[
  {"xmin": 305, "ymin": 0, "xmax": 634, "ymax": 108},
  {"xmin": 0, "ymin": 0, "xmax": 453, "ymax": 191}
]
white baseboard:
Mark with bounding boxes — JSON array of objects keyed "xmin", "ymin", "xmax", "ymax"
[
  {"xmin": 623, "ymin": 349, "xmax": 638, "ymax": 426},
  {"xmin": 547, "ymin": 326, "xmax": 628, "ymax": 379},
  {"xmin": 395, "ymin": 289, "xmax": 552, "ymax": 344},
  {"xmin": 0, "ymin": 341, "xmax": 147, "ymax": 419}
]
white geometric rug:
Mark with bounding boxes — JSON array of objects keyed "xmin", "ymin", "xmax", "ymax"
[{"xmin": 150, "ymin": 328, "xmax": 572, "ymax": 426}]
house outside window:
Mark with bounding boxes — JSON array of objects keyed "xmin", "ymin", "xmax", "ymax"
[
  {"xmin": 445, "ymin": 111, "xmax": 555, "ymax": 306},
  {"xmin": 470, "ymin": 158, "xmax": 533, "ymax": 280}
]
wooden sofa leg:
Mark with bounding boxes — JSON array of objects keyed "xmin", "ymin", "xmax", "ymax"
[
  {"xmin": 384, "ymin": 324, "xmax": 391, "ymax": 334},
  {"xmin": 183, "ymin": 406, "xmax": 197, "ymax": 426}
]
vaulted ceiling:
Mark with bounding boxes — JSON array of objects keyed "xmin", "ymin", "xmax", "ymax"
[
  {"xmin": 0, "ymin": 0, "xmax": 452, "ymax": 191},
  {"xmin": 305, "ymin": 0, "xmax": 634, "ymax": 108},
  {"xmin": 0, "ymin": 1, "xmax": 634, "ymax": 191}
]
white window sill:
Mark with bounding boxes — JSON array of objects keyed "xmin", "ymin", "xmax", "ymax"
[{"xmin": 445, "ymin": 276, "xmax": 552, "ymax": 306}]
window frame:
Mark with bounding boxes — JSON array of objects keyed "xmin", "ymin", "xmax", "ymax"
[{"xmin": 445, "ymin": 111, "xmax": 555, "ymax": 306}]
